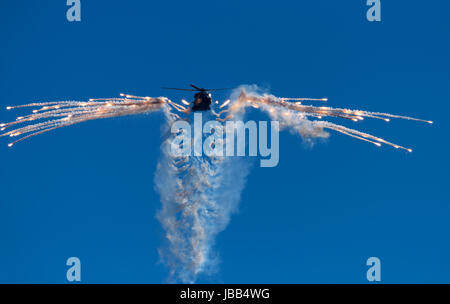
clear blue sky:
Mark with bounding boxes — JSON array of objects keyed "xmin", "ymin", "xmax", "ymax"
[{"xmin": 0, "ymin": 0, "xmax": 449, "ymax": 283}]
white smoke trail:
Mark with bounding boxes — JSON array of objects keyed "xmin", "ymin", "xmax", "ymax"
[
  {"xmin": 223, "ymin": 85, "xmax": 431, "ymax": 152},
  {"xmin": 153, "ymin": 86, "xmax": 332, "ymax": 282},
  {"xmin": 228, "ymin": 85, "xmax": 330, "ymax": 144},
  {"xmin": 154, "ymin": 110, "xmax": 250, "ymax": 283},
  {"xmin": 0, "ymin": 86, "xmax": 432, "ymax": 282}
]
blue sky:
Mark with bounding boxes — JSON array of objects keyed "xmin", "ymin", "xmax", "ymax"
[{"xmin": 0, "ymin": 0, "xmax": 449, "ymax": 283}]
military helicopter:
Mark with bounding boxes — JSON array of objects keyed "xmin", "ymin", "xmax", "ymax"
[{"xmin": 163, "ymin": 84, "xmax": 232, "ymax": 111}]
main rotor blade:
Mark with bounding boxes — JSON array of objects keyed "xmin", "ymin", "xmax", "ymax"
[
  {"xmin": 205, "ymin": 88, "xmax": 235, "ymax": 92},
  {"xmin": 162, "ymin": 86, "xmax": 235, "ymax": 92},
  {"xmin": 162, "ymin": 87, "xmax": 197, "ymax": 91}
]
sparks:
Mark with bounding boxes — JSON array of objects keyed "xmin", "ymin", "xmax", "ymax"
[
  {"xmin": 0, "ymin": 94, "xmax": 168, "ymax": 146},
  {"xmin": 0, "ymin": 88, "xmax": 432, "ymax": 153},
  {"xmin": 220, "ymin": 99, "xmax": 231, "ymax": 109},
  {"xmin": 226, "ymin": 89, "xmax": 433, "ymax": 152}
]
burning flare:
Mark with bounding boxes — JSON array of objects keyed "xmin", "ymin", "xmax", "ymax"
[
  {"xmin": 0, "ymin": 94, "xmax": 185, "ymax": 147},
  {"xmin": 1, "ymin": 88, "xmax": 432, "ymax": 151},
  {"xmin": 216, "ymin": 89, "xmax": 432, "ymax": 152}
]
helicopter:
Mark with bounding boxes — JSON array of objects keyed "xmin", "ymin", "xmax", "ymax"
[{"xmin": 163, "ymin": 84, "xmax": 232, "ymax": 112}]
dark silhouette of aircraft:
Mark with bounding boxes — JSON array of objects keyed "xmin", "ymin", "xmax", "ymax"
[{"xmin": 163, "ymin": 84, "xmax": 232, "ymax": 111}]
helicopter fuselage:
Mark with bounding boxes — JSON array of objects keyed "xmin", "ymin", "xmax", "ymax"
[
  {"xmin": 163, "ymin": 84, "xmax": 231, "ymax": 112},
  {"xmin": 191, "ymin": 90, "xmax": 212, "ymax": 111}
]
